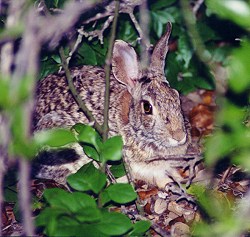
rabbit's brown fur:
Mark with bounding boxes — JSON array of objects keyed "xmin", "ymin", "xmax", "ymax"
[{"xmin": 32, "ymin": 23, "xmax": 191, "ymax": 188}]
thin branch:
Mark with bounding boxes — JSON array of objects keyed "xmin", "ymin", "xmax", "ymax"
[
  {"xmin": 139, "ymin": 0, "xmax": 150, "ymax": 71},
  {"xmin": 0, "ymin": 1, "xmax": 36, "ymax": 236},
  {"xmin": 66, "ymin": 27, "xmax": 85, "ymax": 65},
  {"xmin": 102, "ymin": 0, "xmax": 120, "ymax": 142},
  {"xmin": 59, "ymin": 47, "xmax": 103, "ymax": 135},
  {"xmin": 18, "ymin": 159, "xmax": 35, "ymax": 236},
  {"xmin": 0, "ymin": 114, "xmax": 10, "ymax": 237},
  {"xmin": 193, "ymin": 0, "xmax": 205, "ymax": 15},
  {"xmin": 81, "ymin": 15, "xmax": 115, "ymax": 44},
  {"xmin": 180, "ymin": 0, "xmax": 212, "ymax": 65},
  {"xmin": 12, "ymin": 8, "xmax": 40, "ymax": 236},
  {"xmin": 37, "ymin": 1, "xmax": 94, "ymax": 49},
  {"xmin": 0, "ymin": 3, "xmax": 14, "ymax": 235}
]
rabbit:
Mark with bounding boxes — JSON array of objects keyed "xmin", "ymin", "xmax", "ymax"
[{"xmin": 32, "ymin": 22, "xmax": 191, "ymax": 189}]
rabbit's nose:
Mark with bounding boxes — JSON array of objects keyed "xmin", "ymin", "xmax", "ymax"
[{"xmin": 172, "ymin": 129, "xmax": 186, "ymax": 143}]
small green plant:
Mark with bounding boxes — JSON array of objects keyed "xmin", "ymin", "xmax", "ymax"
[{"xmin": 35, "ymin": 124, "xmax": 151, "ymax": 236}]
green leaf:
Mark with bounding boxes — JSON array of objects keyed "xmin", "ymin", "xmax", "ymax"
[
  {"xmin": 117, "ymin": 20, "xmax": 138, "ymax": 44},
  {"xmin": 43, "ymin": 189, "xmax": 101, "ymax": 222},
  {"xmin": 56, "ymin": 219, "xmax": 82, "ymax": 236},
  {"xmin": 10, "ymin": 108, "xmax": 38, "ymax": 158},
  {"xmin": 229, "ymin": 41, "xmax": 250, "ymax": 93},
  {"xmin": 209, "ymin": 45, "xmax": 231, "ymax": 64},
  {"xmin": 51, "ymin": 54, "xmax": 61, "ymax": 64},
  {"xmin": 150, "ymin": 0, "xmax": 176, "ymax": 10},
  {"xmin": 10, "ymin": 139, "xmax": 38, "ymax": 159},
  {"xmin": 45, "ymin": 189, "xmax": 94, "ymax": 212},
  {"xmin": 10, "ymin": 107, "xmax": 25, "ymax": 141},
  {"xmin": 39, "ymin": 57, "xmax": 60, "ymax": 79},
  {"xmin": 193, "ymin": 76, "xmax": 215, "ymax": 90},
  {"xmin": 130, "ymin": 220, "xmax": 151, "ymax": 236},
  {"xmin": 3, "ymin": 170, "xmax": 18, "ymax": 206},
  {"xmin": 16, "ymin": 74, "xmax": 35, "ymax": 102},
  {"xmin": 110, "ymin": 162, "xmax": 126, "ymax": 178},
  {"xmin": 0, "ymin": 24, "xmax": 24, "ymax": 43},
  {"xmin": 103, "ymin": 183, "xmax": 137, "ymax": 204},
  {"xmin": 67, "ymin": 162, "xmax": 107, "ymax": 194},
  {"xmin": 151, "ymin": 12, "xmax": 164, "ymax": 37},
  {"xmin": 187, "ymin": 184, "xmax": 206, "ymax": 199},
  {"xmin": 99, "ymin": 189, "xmax": 111, "ymax": 206},
  {"xmin": 83, "ymin": 144, "xmax": 100, "ymax": 161},
  {"xmin": 177, "ymin": 33, "xmax": 193, "ymax": 68},
  {"xmin": 71, "ymin": 192, "xmax": 97, "ymax": 209},
  {"xmin": 0, "ymin": 74, "xmax": 35, "ymax": 108},
  {"xmin": 233, "ymin": 149, "xmax": 250, "ymax": 170},
  {"xmin": 205, "ymin": 131, "xmax": 234, "ymax": 166},
  {"xmin": 75, "ymin": 207, "xmax": 101, "ymax": 222},
  {"xmin": 96, "ymin": 211, "xmax": 133, "ymax": 236},
  {"xmin": 73, "ymin": 124, "xmax": 100, "ymax": 151},
  {"xmin": 155, "ymin": 10, "xmax": 175, "ymax": 24},
  {"xmin": 196, "ymin": 21, "xmax": 218, "ymax": 42},
  {"xmin": 0, "ymin": 78, "xmax": 10, "ymax": 109},
  {"xmin": 151, "ymin": 9, "xmax": 176, "ymax": 38},
  {"xmin": 207, "ymin": 0, "xmax": 250, "ymax": 28},
  {"xmin": 77, "ymin": 42, "xmax": 97, "ymax": 65},
  {"xmin": 55, "ymin": 223, "xmax": 107, "ymax": 237},
  {"xmin": 101, "ymin": 136, "xmax": 123, "ymax": 162},
  {"xmin": 34, "ymin": 128, "xmax": 76, "ymax": 147},
  {"xmin": 4, "ymin": 187, "xmax": 18, "ymax": 203},
  {"xmin": 36, "ymin": 207, "xmax": 65, "ymax": 236},
  {"xmin": 37, "ymin": 190, "xmax": 102, "ymax": 236},
  {"xmin": 43, "ymin": 188, "xmax": 75, "ymax": 211},
  {"xmin": 43, "ymin": 0, "xmax": 67, "ymax": 9}
]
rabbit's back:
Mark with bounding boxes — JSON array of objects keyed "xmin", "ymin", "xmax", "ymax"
[
  {"xmin": 32, "ymin": 65, "xmax": 126, "ymax": 183},
  {"xmin": 33, "ymin": 65, "xmax": 124, "ymax": 133}
]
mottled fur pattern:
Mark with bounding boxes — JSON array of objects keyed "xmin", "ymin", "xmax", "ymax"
[{"xmin": 32, "ymin": 23, "xmax": 191, "ymax": 188}]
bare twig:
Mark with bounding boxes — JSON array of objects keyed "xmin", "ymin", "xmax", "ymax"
[
  {"xmin": 66, "ymin": 27, "xmax": 85, "ymax": 65},
  {"xmin": 81, "ymin": 0, "xmax": 144, "ymax": 44},
  {"xmin": 18, "ymin": 159, "xmax": 35, "ymax": 236},
  {"xmin": 102, "ymin": 0, "xmax": 120, "ymax": 141},
  {"xmin": 180, "ymin": 0, "xmax": 211, "ymax": 65},
  {"xmin": 11, "ymin": 3, "xmax": 97, "ymax": 234},
  {"xmin": 139, "ymin": 0, "xmax": 150, "ymax": 71},
  {"xmin": 12, "ymin": 7, "xmax": 41, "ymax": 235},
  {"xmin": 193, "ymin": 0, "xmax": 205, "ymax": 15},
  {"xmin": 59, "ymin": 47, "xmax": 103, "ymax": 135},
  {"xmin": 82, "ymin": 15, "xmax": 115, "ymax": 44},
  {"xmin": 0, "ymin": 1, "xmax": 26, "ymax": 235},
  {"xmin": 0, "ymin": 114, "xmax": 10, "ymax": 236},
  {"xmin": 37, "ymin": 1, "xmax": 94, "ymax": 49}
]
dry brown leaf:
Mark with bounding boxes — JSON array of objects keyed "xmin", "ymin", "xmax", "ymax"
[{"xmin": 189, "ymin": 103, "xmax": 215, "ymax": 136}]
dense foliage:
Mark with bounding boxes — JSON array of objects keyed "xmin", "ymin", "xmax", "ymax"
[
  {"xmin": 35, "ymin": 124, "xmax": 150, "ymax": 236},
  {"xmin": 1, "ymin": 0, "xmax": 250, "ymax": 236}
]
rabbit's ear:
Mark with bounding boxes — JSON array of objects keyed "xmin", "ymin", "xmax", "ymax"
[
  {"xmin": 149, "ymin": 22, "xmax": 172, "ymax": 81},
  {"xmin": 112, "ymin": 40, "xmax": 141, "ymax": 90}
]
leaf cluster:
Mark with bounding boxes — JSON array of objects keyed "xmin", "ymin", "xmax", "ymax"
[
  {"xmin": 36, "ymin": 0, "xmax": 239, "ymax": 94},
  {"xmin": 190, "ymin": 1, "xmax": 250, "ymax": 236},
  {"xmin": 36, "ymin": 177, "xmax": 150, "ymax": 237},
  {"xmin": 35, "ymin": 124, "xmax": 150, "ymax": 236},
  {"xmin": 204, "ymin": 0, "xmax": 250, "ymax": 173}
]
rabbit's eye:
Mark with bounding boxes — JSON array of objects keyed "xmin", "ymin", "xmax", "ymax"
[{"xmin": 142, "ymin": 100, "xmax": 153, "ymax": 115}]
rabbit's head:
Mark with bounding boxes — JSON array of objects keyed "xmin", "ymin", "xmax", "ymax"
[{"xmin": 112, "ymin": 23, "xmax": 189, "ymax": 157}]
